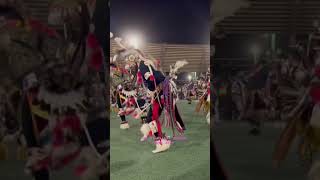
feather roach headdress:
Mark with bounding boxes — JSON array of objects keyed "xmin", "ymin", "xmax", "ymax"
[{"xmin": 169, "ymin": 60, "xmax": 188, "ymax": 79}]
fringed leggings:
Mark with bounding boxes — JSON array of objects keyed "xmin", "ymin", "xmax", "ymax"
[
  {"xmin": 116, "ymin": 92, "xmax": 126, "ymax": 123},
  {"xmin": 146, "ymin": 93, "xmax": 186, "ymax": 138}
]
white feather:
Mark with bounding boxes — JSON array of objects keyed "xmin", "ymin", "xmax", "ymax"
[
  {"xmin": 122, "ymin": 89, "xmax": 137, "ymax": 97},
  {"xmin": 170, "ymin": 60, "xmax": 188, "ymax": 77},
  {"xmin": 112, "ymin": 55, "xmax": 118, "ymax": 62},
  {"xmin": 114, "ymin": 37, "xmax": 127, "ymax": 49},
  {"xmin": 37, "ymin": 86, "xmax": 85, "ymax": 111},
  {"xmin": 173, "ymin": 60, "xmax": 188, "ymax": 72}
]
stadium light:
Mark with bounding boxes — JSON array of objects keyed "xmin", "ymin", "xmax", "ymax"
[{"xmin": 125, "ymin": 33, "xmax": 143, "ymax": 49}]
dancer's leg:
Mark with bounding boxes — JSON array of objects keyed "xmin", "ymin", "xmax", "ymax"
[
  {"xmin": 145, "ymin": 100, "xmax": 163, "ymax": 138},
  {"xmin": 144, "ymin": 98, "xmax": 170, "ymax": 153},
  {"xmin": 248, "ymin": 91, "xmax": 261, "ymax": 135},
  {"xmin": 137, "ymin": 99, "xmax": 147, "ymax": 124},
  {"xmin": 116, "ymin": 93, "xmax": 129, "ymax": 129},
  {"xmin": 174, "ymin": 104, "xmax": 186, "ymax": 130},
  {"xmin": 139, "ymin": 107, "xmax": 154, "ymax": 141}
]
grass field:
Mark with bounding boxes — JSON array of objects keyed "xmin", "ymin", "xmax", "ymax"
[
  {"xmin": 214, "ymin": 121, "xmax": 308, "ymax": 180},
  {"xmin": 110, "ymin": 100, "xmax": 210, "ymax": 180}
]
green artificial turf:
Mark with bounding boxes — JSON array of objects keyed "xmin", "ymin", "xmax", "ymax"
[
  {"xmin": 110, "ymin": 100, "xmax": 210, "ymax": 180},
  {"xmin": 214, "ymin": 122, "xmax": 308, "ymax": 180}
]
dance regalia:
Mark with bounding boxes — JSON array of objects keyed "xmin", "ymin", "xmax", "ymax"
[
  {"xmin": 21, "ymin": 64, "xmax": 108, "ymax": 180},
  {"xmin": 110, "ymin": 62, "xmax": 149, "ymax": 129},
  {"xmin": 194, "ymin": 72, "xmax": 210, "ymax": 125},
  {"xmin": 195, "ymin": 74, "xmax": 210, "ymax": 114},
  {"xmin": 116, "ymin": 87, "xmax": 150, "ymax": 126},
  {"xmin": 245, "ymin": 62, "xmax": 270, "ymax": 135},
  {"xmin": 273, "ymin": 46, "xmax": 320, "ymax": 173},
  {"xmin": 138, "ymin": 60, "xmax": 186, "ymax": 153},
  {"xmin": 206, "ymin": 80, "xmax": 211, "ymax": 124},
  {"xmin": 0, "ymin": 1, "xmax": 107, "ymax": 179},
  {"xmin": 185, "ymin": 81, "xmax": 197, "ymax": 104},
  {"xmin": 110, "ymin": 64, "xmax": 127, "ymax": 119},
  {"xmin": 20, "ymin": 5, "xmax": 108, "ymax": 180},
  {"xmin": 111, "ymin": 35, "xmax": 187, "ymax": 153},
  {"xmin": 231, "ymin": 78, "xmax": 246, "ymax": 121}
]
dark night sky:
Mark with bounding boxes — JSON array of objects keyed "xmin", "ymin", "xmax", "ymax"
[
  {"xmin": 110, "ymin": 0, "xmax": 210, "ymax": 44},
  {"xmin": 214, "ymin": 33, "xmax": 292, "ymax": 58}
]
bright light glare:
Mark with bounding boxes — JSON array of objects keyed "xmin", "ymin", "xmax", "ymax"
[
  {"xmin": 188, "ymin": 75, "xmax": 192, "ymax": 81},
  {"xmin": 126, "ymin": 34, "xmax": 142, "ymax": 49}
]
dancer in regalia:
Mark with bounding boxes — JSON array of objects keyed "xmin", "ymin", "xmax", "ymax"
[
  {"xmin": 110, "ymin": 50, "xmax": 150, "ymax": 130},
  {"xmin": 195, "ymin": 69, "xmax": 211, "ymax": 124},
  {"xmin": 110, "ymin": 60, "xmax": 133, "ymax": 129},
  {"xmin": 139, "ymin": 54, "xmax": 187, "ymax": 153},
  {"xmin": 231, "ymin": 72, "xmax": 246, "ymax": 121},
  {"xmin": 245, "ymin": 60, "xmax": 270, "ymax": 135},
  {"xmin": 111, "ymin": 35, "xmax": 187, "ymax": 153},
  {"xmin": 273, "ymin": 36, "xmax": 320, "ymax": 178},
  {"xmin": 0, "ymin": 0, "xmax": 109, "ymax": 179},
  {"xmin": 185, "ymin": 80, "xmax": 197, "ymax": 104},
  {"xmin": 0, "ymin": 0, "xmax": 44, "ymax": 161}
]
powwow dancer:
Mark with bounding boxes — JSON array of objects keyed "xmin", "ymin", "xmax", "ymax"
[
  {"xmin": 110, "ymin": 50, "xmax": 150, "ymax": 130},
  {"xmin": 211, "ymin": 78, "xmax": 221, "ymax": 125},
  {"xmin": 206, "ymin": 78, "xmax": 211, "ymax": 124},
  {"xmin": 110, "ymin": 60, "xmax": 133, "ymax": 129},
  {"xmin": 273, "ymin": 39, "xmax": 319, "ymax": 177},
  {"xmin": 245, "ymin": 60, "xmax": 270, "ymax": 135},
  {"xmin": 121, "ymin": 85, "xmax": 150, "ymax": 124},
  {"xmin": 0, "ymin": 0, "xmax": 110, "ymax": 179},
  {"xmin": 111, "ymin": 35, "xmax": 187, "ymax": 153},
  {"xmin": 231, "ymin": 72, "xmax": 246, "ymax": 121},
  {"xmin": 115, "ymin": 85, "xmax": 150, "ymax": 129},
  {"xmin": 0, "ymin": 0, "xmax": 56, "ymax": 162},
  {"xmin": 195, "ymin": 70, "xmax": 211, "ymax": 124},
  {"xmin": 183, "ymin": 80, "xmax": 197, "ymax": 104},
  {"xmin": 21, "ymin": 61, "xmax": 108, "ymax": 180}
]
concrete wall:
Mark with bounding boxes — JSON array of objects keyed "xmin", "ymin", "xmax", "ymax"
[{"xmin": 110, "ymin": 40, "xmax": 210, "ymax": 73}]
